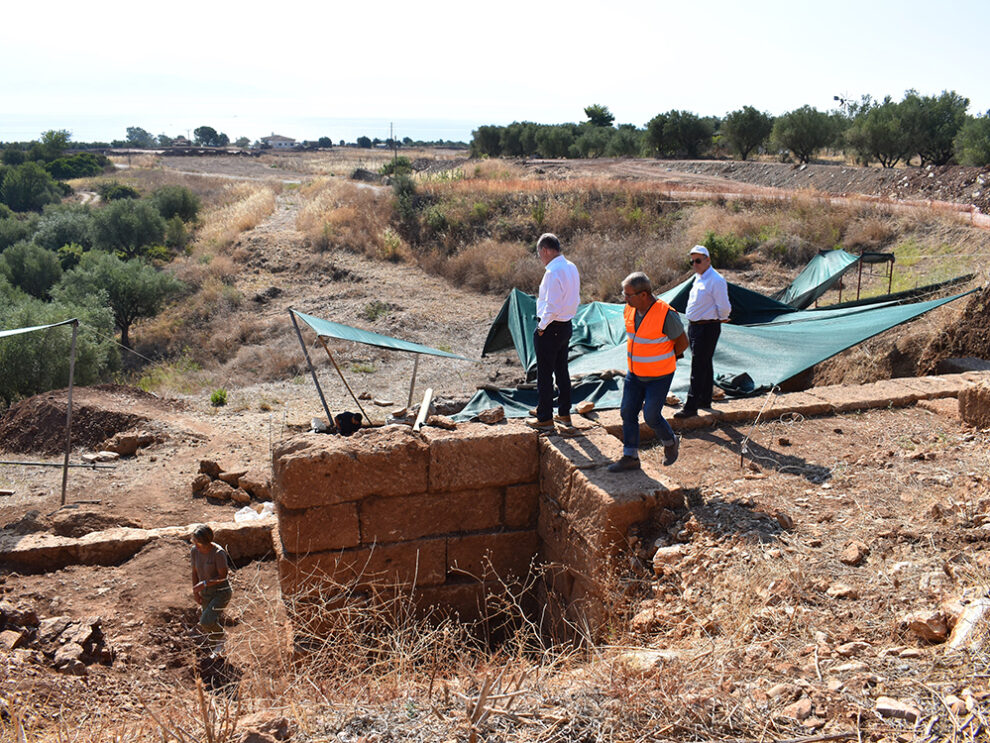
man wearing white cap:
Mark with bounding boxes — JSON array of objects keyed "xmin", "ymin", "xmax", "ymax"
[{"xmin": 674, "ymin": 245, "xmax": 731, "ymax": 418}]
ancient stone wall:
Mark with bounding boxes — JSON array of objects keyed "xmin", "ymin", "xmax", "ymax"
[
  {"xmin": 272, "ymin": 424, "xmax": 541, "ymax": 623},
  {"xmin": 272, "ymin": 420, "xmax": 684, "ymax": 638}
]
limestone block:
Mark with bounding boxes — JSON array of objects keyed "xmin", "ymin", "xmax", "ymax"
[
  {"xmin": 277, "ymin": 537, "xmax": 447, "ymax": 595},
  {"xmin": 959, "ymin": 380, "xmax": 990, "ymax": 428},
  {"xmin": 277, "ymin": 502, "xmax": 360, "ymax": 554},
  {"xmin": 505, "ymin": 483, "xmax": 539, "ymax": 528},
  {"xmin": 898, "ymin": 375, "xmax": 970, "ymax": 399},
  {"xmin": 768, "ymin": 391, "xmax": 834, "ymax": 419},
  {"xmin": 359, "ymin": 488, "xmax": 502, "ymax": 544},
  {"xmin": 218, "ymin": 469, "xmax": 248, "ymax": 487},
  {"xmin": 446, "ymin": 530, "xmax": 539, "ymax": 583},
  {"xmin": 421, "ymin": 422, "xmax": 538, "ymax": 492},
  {"xmin": 203, "ymin": 480, "xmax": 235, "ymax": 501},
  {"xmin": 537, "ymin": 502, "xmax": 599, "ymax": 581},
  {"xmin": 807, "ymin": 381, "xmax": 917, "ymax": 413},
  {"xmin": 239, "ymin": 470, "xmax": 272, "ymax": 500},
  {"xmin": 564, "ymin": 463, "xmax": 681, "ymax": 555},
  {"xmin": 712, "ymin": 397, "xmax": 767, "ymax": 424},
  {"xmin": 273, "ymin": 428, "xmax": 429, "ymax": 509}
]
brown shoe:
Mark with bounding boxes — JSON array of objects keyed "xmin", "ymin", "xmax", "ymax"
[
  {"xmin": 525, "ymin": 417, "xmax": 554, "ymax": 429},
  {"xmin": 607, "ymin": 455, "xmax": 641, "ymax": 472},
  {"xmin": 554, "ymin": 414, "xmax": 573, "ymax": 426},
  {"xmin": 662, "ymin": 436, "xmax": 680, "ymax": 466}
]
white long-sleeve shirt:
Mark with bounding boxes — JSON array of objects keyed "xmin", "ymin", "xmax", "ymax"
[
  {"xmin": 685, "ymin": 266, "xmax": 731, "ymax": 322},
  {"xmin": 536, "ymin": 254, "xmax": 580, "ymax": 331}
]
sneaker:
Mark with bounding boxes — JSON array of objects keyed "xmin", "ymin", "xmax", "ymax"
[
  {"xmin": 525, "ymin": 417, "xmax": 554, "ymax": 429},
  {"xmin": 663, "ymin": 436, "xmax": 680, "ymax": 466},
  {"xmin": 673, "ymin": 408, "xmax": 698, "ymax": 419},
  {"xmin": 607, "ymin": 455, "xmax": 641, "ymax": 472},
  {"xmin": 554, "ymin": 414, "xmax": 573, "ymax": 426}
]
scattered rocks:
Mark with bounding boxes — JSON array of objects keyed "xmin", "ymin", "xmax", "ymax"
[
  {"xmin": 477, "ymin": 407, "xmax": 505, "ymax": 425},
  {"xmin": 826, "ymin": 582, "xmax": 859, "ymax": 599},
  {"xmin": 901, "ymin": 609, "xmax": 949, "ymax": 643},
  {"xmin": 1, "ymin": 605, "xmax": 111, "ymax": 676},
  {"xmin": 839, "ymin": 540, "xmax": 869, "ymax": 566},
  {"xmin": 101, "ymin": 430, "xmax": 158, "ymax": 456},
  {"xmin": 575, "ymin": 401, "xmax": 595, "ymax": 415},
  {"xmin": 875, "ymin": 696, "xmax": 920, "ymax": 723},
  {"xmin": 193, "ymin": 461, "xmax": 271, "ymax": 505}
]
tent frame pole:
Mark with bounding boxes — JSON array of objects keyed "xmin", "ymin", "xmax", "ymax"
[
  {"xmin": 407, "ymin": 355, "xmax": 420, "ymax": 408},
  {"xmin": 317, "ymin": 337, "xmax": 371, "ymax": 423},
  {"xmin": 60, "ymin": 320, "xmax": 79, "ymax": 506},
  {"xmin": 289, "ymin": 310, "xmax": 335, "ymax": 427}
]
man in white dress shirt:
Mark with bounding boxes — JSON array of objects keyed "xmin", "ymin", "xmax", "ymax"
[
  {"xmin": 675, "ymin": 245, "xmax": 731, "ymax": 418},
  {"xmin": 528, "ymin": 233, "xmax": 580, "ymax": 429}
]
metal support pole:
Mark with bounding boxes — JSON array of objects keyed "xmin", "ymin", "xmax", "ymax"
[
  {"xmin": 407, "ymin": 355, "xmax": 420, "ymax": 408},
  {"xmin": 887, "ymin": 261, "xmax": 894, "ymax": 295},
  {"xmin": 856, "ymin": 259, "xmax": 863, "ymax": 301},
  {"xmin": 317, "ymin": 337, "xmax": 371, "ymax": 423},
  {"xmin": 289, "ymin": 310, "xmax": 335, "ymax": 427},
  {"xmin": 61, "ymin": 320, "xmax": 78, "ymax": 506}
]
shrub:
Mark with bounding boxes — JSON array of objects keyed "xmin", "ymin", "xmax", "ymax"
[
  {"xmin": 151, "ymin": 185, "xmax": 201, "ymax": 221},
  {"xmin": 701, "ymin": 231, "xmax": 752, "ymax": 268},
  {"xmin": 210, "ymin": 388, "xmax": 228, "ymax": 407},
  {"xmin": 33, "ymin": 204, "xmax": 94, "ymax": 251},
  {"xmin": 165, "ymin": 215, "xmax": 190, "ymax": 250},
  {"xmin": 97, "ymin": 181, "xmax": 141, "ymax": 201},
  {"xmin": 0, "ymin": 161, "xmax": 63, "ymax": 212},
  {"xmin": 0, "ymin": 214, "xmax": 37, "ymax": 250},
  {"xmin": 0, "ymin": 241, "xmax": 63, "ymax": 298},
  {"xmin": 45, "ymin": 153, "xmax": 110, "ymax": 180},
  {"xmin": 379, "ymin": 156, "xmax": 413, "ymax": 176}
]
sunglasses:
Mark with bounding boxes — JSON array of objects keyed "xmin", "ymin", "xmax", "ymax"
[{"xmin": 691, "ymin": 257, "xmax": 706, "ymax": 264}]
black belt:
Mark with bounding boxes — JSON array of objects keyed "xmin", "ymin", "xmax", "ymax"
[{"xmin": 690, "ymin": 319, "xmax": 720, "ymax": 325}]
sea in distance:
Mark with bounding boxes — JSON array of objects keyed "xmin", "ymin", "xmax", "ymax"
[{"xmin": 1, "ymin": 114, "xmax": 481, "ymax": 145}]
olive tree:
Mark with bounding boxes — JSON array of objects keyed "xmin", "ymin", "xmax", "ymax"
[
  {"xmin": 771, "ymin": 106, "xmax": 833, "ymax": 164},
  {"xmin": 722, "ymin": 106, "xmax": 774, "ymax": 160},
  {"xmin": 55, "ymin": 251, "xmax": 185, "ymax": 348}
]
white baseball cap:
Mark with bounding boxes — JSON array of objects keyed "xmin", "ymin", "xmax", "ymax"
[{"xmin": 689, "ymin": 245, "xmax": 710, "ymax": 257}]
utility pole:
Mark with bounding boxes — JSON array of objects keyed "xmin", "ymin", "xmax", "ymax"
[{"xmin": 390, "ymin": 121, "xmax": 397, "ymax": 165}]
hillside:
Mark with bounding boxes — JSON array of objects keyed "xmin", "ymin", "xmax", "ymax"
[{"xmin": 2, "ymin": 151, "xmax": 990, "ymax": 742}]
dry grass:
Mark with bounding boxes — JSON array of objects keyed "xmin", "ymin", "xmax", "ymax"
[
  {"xmin": 296, "ymin": 178, "xmax": 395, "ymax": 259},
  {"xmin": 193, "ymin": 182, "xmax": 278, "ymax": 253}
]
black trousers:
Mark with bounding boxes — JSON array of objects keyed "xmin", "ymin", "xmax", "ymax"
[
  {"xmin": 685, "ymin": 321, "xmax": 721, "ymax": 410},
  {"xmin": 534, "ymin": 321, "xmax": 572, "ymax": 421}
]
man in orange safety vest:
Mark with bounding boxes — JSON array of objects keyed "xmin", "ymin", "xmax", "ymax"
[{"xmin": 607, "ymin": 271, "xmax": 689, "ymax": 472}]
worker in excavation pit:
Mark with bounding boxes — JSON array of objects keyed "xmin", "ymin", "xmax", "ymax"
[{"xmin": 190, "ymin": 524, "xmax": 232, "ymax": 657}]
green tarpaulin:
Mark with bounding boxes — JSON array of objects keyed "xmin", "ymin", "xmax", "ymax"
[
  {"xmin": 774, "ymin": 249, "xmax": 860, "ymax": 308},
  {"xmin": 292, "ymin": 309, "xmax": 475, "ymax": 361},
  {"xmin": 456, "ymin": 290, "xmax": 971, "ymax": 421}
]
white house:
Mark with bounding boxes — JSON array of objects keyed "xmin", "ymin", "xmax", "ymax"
[{"xmin": 260, "ymin": 134, "xmax": 297, "ymax": 149}]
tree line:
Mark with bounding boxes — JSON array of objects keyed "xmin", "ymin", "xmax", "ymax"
[{"xmin": 470, "ymin": 94, "xmax": 990, "ymax": 167}]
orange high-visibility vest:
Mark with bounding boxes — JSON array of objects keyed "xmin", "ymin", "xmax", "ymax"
[{"xmin": 625, "ymin": 301, "xmax": 676, "ymax": 377}]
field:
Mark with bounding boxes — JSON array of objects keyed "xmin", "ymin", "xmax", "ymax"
[{"xmin": 2, "ymin": 150, "xmax": 990, "ymax": 742}]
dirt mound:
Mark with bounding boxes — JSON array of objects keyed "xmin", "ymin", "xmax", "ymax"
[
  {"xmin": 0, "ymin": 385, "xmax": 173, "ymax": 456},
  {"xmin": 917, "ymin": 283, "xmax": 990, "ymax": 373}
]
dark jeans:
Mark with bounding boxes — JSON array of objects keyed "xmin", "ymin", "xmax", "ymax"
[
  {"xmin": 685, "ymin": 321, "xmax": 721, "ymax": 410},
  {"xmin": 620, "ymin": 371, "xmax": 676, "ymax": 456},
  {"xmin": 534, "ymin": 321, "xmax": 572, "ymax": 421}
]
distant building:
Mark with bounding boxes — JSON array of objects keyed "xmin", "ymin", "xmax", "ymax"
[
  {"xmin": 260, "ymin": 134, "xmax": 297, "ymax": 149},
  {"xmin": 173, "ymin": 136, "xmax": 191, "ymax": 147}
]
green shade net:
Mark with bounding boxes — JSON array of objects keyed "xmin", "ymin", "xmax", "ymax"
[
  {"xmin": 292, "ymin": 309, "xmax": 475, "ymax": 361},
  {"xmin": 0, "ymin": 319, "xmax": 76, "ymax": 339},
  {"xmin": 773, "ymin": 249, "xmax": 860, "ymax": 308},
  {"xmin": 456, "ymin": 291, "xmax": 971, "ymax": 421}
]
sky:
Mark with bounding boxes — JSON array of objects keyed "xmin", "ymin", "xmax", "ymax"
[{"xmin": 2, "ymin": 0, "xmax": 988, "ymax": 144}]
